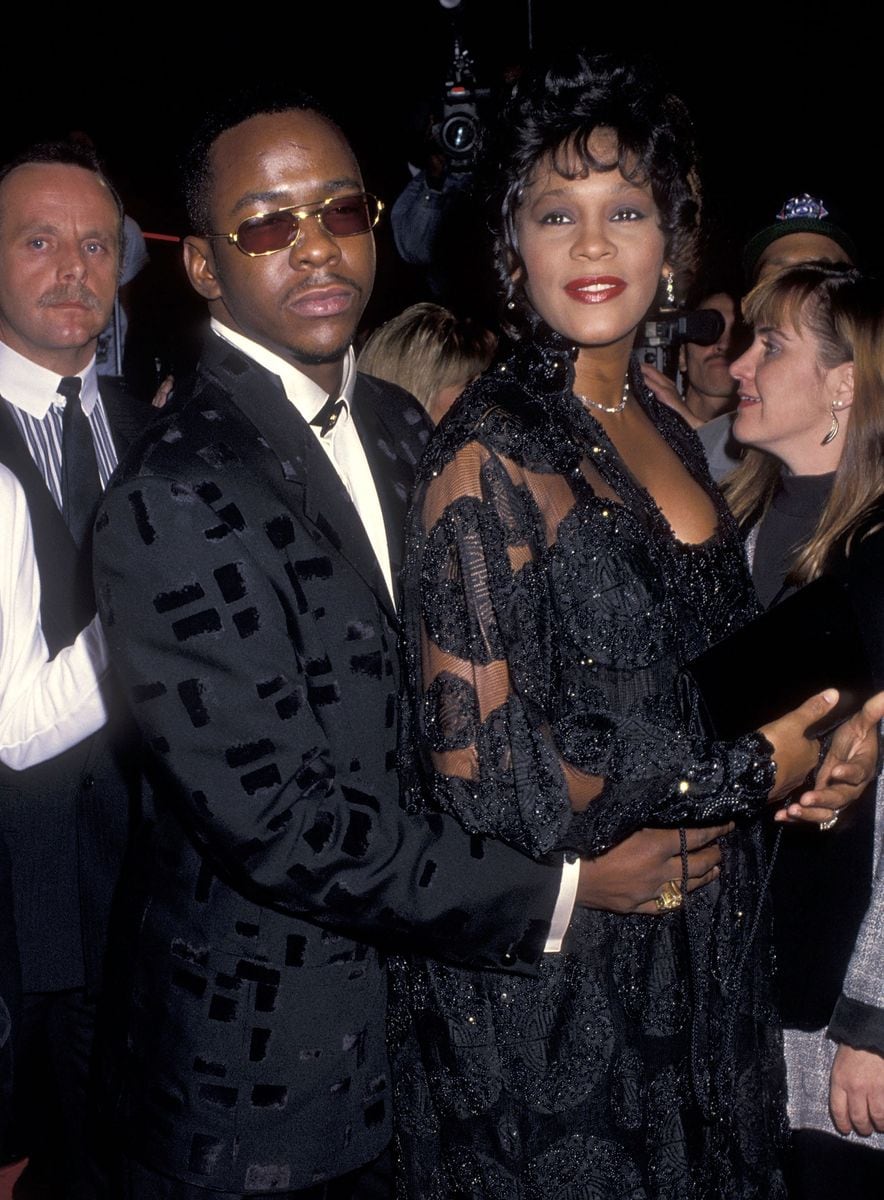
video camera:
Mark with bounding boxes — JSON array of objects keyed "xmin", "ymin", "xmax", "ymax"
[
  {"xmin": 432, "ymin": 37, "xmax": 490, "ymax": 172},
  {"xmin": 636, "ymin": 307, "xmax": 726, "ymax": 377}
]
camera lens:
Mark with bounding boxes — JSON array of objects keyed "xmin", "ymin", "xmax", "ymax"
[{"xmin": 441, "ymin": 113, "xmax": 476, "ymax": 155}]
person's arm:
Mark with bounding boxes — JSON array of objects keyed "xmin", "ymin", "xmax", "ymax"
[
  {"xmin": 640, "ymin": 363, "xmax": 704, "ymax": 430},
  {"xmin": 390, "ymin": 171, "xmax": 448, "ymax": 266},
  {"xmin": 827, "ymin": 890, "xmax": 884, "ymax": 1138},
  {"xmin": 823, "ymin": 519, "xmax": 884, "ymax": 1134},
  {"xmin": 828, "ymin": 1044, "xmax": 884, "ymax": 1137},
  {"xmin": 0, "ymin": 470, "xmax": 109, "ymax": 770},
  {"xmin": 93, "ymin": 469, "xmax": 563, "ymax": 971},
  {"xmin": 779, "ymin": 692, "xmax": 884, "ymax": 823},
  {"xmin": 826, "ymin": 776, "xmax": 884, "ymax": 1134},
  {"xmin": 402, "ymin": 435, "xmax": 829, "ymax": 866}
]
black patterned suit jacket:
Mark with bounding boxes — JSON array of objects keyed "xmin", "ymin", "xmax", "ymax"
[{"xmin": 93, "ymin": 334, "xmax": 561, "ymax": 1193}]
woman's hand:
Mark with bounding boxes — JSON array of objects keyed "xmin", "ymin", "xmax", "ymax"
[
  {"xmin": 760, "ymin": 688, "xmax": 838, "ymax": 804},
  {"xmin": 575, "ymin": 823, "xmax": 734, "ymax": 915},
  {"xmin": 775, "ymin": 690, "xmax": 884, "ymax": 824},
  {"xmin": 829, "ymin": 1044, "xmax": 884, "ymax": 1136},
  {"xmin": 639, "ymin": 363, "xmax": 704, "ymax": 430}
]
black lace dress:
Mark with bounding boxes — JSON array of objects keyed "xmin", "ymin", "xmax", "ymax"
[{"xmin": 390, "ymin": 335, "xmax": 788, "ymax": 1199}]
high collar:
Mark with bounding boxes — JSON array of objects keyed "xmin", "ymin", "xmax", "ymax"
[
  {"xmin": 0, "ymin": 339, "xmax": 99, "ymax": 417},
  {"xmin": 772, "ymin": 470, "xmax": 836, "ymax": 518}
]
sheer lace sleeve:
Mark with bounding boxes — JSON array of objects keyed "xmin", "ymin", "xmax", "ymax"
[{"xmin": 400, "ymin": 417, "xmax": 775, "ymax": 860}]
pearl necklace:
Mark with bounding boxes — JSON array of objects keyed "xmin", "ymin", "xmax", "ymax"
[{"xmin": 575, "ymin": 378, "xmax": 630, "ymax": 415}]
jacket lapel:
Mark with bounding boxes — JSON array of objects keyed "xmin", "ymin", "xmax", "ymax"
[
  {"xmin": 350, "ymin": 374, "xmax": 418, "ymax": 607},
  {"xmin": 199, "ymin": 338, "xmax": 395, "ymax": 619}
]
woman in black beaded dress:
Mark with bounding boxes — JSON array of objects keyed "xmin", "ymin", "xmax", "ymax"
[{"xmin": 389, "ymin": 55, "xmax": 854, "ymax": 1199}]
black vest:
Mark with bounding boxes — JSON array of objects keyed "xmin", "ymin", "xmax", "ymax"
[{"xmin": 0, "ymin": 393, "xmax": 143, "ymax": 992}]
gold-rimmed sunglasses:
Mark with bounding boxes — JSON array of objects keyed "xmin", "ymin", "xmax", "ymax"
[{"xmin": 208, "ymin": 192, "xmax": 384, "ymax": 257}]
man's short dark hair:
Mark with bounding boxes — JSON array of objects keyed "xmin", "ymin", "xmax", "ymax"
[
  {"xmin": 181, "ymin": 88, "xmax": 337, "ymax": 237},
  {"xmin": 0, "ymin": 140, "xmax": 125, "ymax": 232}
]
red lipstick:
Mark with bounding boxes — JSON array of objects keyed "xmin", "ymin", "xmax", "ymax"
[{"xmin": 564, "ymin": 276, "xmax": 627, "ymax": 303}]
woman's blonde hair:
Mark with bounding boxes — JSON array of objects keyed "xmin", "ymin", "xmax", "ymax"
[
  {"xmin": 357, "ymin": 304, "xmax": 496, "ymax": 417},
  {"xmin": 724, "ymin": 262, "xmax": 884, "ymax": 584}
]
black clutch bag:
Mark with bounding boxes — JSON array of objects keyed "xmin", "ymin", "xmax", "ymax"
[{"xmin": 684, "ymin": 574, "xmax": 876, "ymax": 740}]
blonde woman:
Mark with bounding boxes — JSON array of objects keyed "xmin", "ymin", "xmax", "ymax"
[
  {"xmin": 727, "ymin": 261, "xmax": 884, "ymax": 1197},
  {"xmin": 357, "ymin": 302, "xmax": 495, "ymax": 423}
]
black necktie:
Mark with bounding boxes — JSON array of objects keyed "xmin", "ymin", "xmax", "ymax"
[
  {"xmin": 59, "ymin": 375, "xmax": 101, "ymax": 550},
  {"xmin": 310, "ymin": 395, "xmax": 345, "ymax": 437}
]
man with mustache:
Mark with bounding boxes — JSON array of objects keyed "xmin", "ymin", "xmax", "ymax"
[
  {"xmin": 0, "ymin": 141, "xmax": 148, "ymax": 1196},
  {"xmin": 639, "ymin": 271, "xmax": 745, "ymax": 437},
  {"xmin": 679, "ymin": 286, "xmax": 743, "ymax": 425}
]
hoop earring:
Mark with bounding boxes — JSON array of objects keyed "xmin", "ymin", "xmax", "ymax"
[{"xmin": 821, "ymin": 405, "xmax": 840, "ymax": 446}]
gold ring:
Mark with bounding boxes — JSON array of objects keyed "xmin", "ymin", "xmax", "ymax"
[
  {"xmin": 655, "ymin": 879, "xmax": 683, "ymax": 911},
  {"xmin": 819, "ymin": 813, "xmax": 840, "ymax": 831}
]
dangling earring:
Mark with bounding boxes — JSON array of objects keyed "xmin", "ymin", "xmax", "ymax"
[
  {"xmin": 505, "ymin": 273, "xmax": 521, "ymax": 314},
  {"xmin": 821, "ymin": 403, "xmax": 840, "ymax": 446},
  {"xmin": 664, "ymin": 270, "xmax": 677, "ymax": 308}
]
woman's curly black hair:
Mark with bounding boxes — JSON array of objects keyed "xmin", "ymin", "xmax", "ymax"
[{"xmin": 485, "ymin": 52, "xmax": 702, "ymax": 339}]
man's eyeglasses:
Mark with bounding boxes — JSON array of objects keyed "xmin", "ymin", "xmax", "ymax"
[{"xmin": 208, "ymin": 192, "xmax": 384, "ymax": 257}]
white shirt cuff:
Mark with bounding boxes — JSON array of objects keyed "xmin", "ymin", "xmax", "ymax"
[{"xmin": 544, "ymin": 857, "xmax": 579, "ymax": 953}]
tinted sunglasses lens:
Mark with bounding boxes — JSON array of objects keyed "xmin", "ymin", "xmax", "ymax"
[
  {"xmin": 322, "ymin": 195, "xmax": 378, "ymax": 236},
  {"xmin": 237, "ymin": 210, "xmax": 299, "ymax": 254}
]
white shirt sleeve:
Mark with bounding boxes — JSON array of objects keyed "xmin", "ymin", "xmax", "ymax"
[{"xmin": 0, "ymin": 466, "xmax": 109, "ymax": 769}]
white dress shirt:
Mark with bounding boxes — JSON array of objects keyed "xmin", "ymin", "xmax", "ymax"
[
  {"xmin": 0, "ymin": 339, "xmax": 118, "ymax": 506},
  {"xmin": 212, "ymin": 321, "xmax": 393, "ymax": 602},
  {"xmin": 209, "ymin": 322, "xmax": 578, "ymax": 948},
  {"xmin": 0, "ymin": 464, "xmax": 109, "ymax": 770}
]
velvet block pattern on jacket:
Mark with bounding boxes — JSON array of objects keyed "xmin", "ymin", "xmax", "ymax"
[{"xmin": 93, "ymin": 337, "xmax": 564, "ymax": 1192}]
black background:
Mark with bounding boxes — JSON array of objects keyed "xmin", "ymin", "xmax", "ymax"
[{"xmin": 2, "ymin": 2, "xmax": 874, "ymax": 325}]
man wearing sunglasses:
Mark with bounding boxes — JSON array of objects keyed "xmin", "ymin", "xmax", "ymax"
[
  {"xmin": 91, "ymin": 94, "xmax": 844, "ymax": 1199},
  {"xmin": 90, "ymin": 92, "xmax": 564, "ymax": 1200}
]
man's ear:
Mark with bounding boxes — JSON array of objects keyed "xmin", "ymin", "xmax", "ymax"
[
  {"xmin": 829, "ymin": 360, "xmax": 855, "ymax": 411},
  {"xmin": 183, "ymin": 236, "xmax": 222, "ymax": 302}
]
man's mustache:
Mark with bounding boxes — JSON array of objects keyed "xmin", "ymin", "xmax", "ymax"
[{"xmin": 38, "ymin": 284, "xmax": 104, "ymax": 311}]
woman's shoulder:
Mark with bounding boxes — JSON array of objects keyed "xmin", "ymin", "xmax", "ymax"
[{"xmin": 418, "ymin": 336, "xmax": 580, "ymax": 482}]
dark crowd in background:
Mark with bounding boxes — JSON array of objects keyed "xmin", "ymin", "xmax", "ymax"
[
  {"xmin": 0, "ymin": 1, "xmax": 876, "ymax": 402},
  {"xmin": 1, "ymin": 4, "xmax": 883, "ymax": 1198}
]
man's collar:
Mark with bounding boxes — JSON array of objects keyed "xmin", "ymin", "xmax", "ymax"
[
  {"xmin": 210, "ymin": 320, "xmax": 356, "ymax": 422},
  {"xmin": 0, "ymin": 339, "xmax": 100, "ymax": 417}
]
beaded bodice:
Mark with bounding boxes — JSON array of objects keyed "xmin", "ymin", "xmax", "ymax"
[{"xmin": 391, "ymin": 335, "xmax": 787, "ymax": 1199}]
